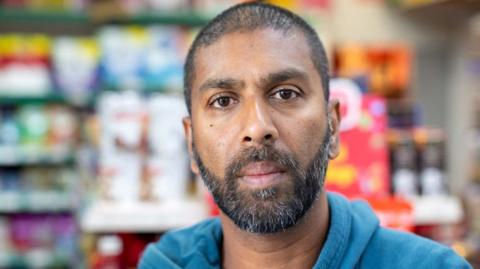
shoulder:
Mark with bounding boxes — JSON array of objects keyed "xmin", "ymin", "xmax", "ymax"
[
  {"xmin": 360, "ymin": 227, "xmax": 472, "ymax": 269},
  {"xmin": 157, "ymin": 217, "xmax": 222, "ymax": 250},
  {"xmin": 138, "ymin": 218, "xmax": 222, "ymax": 269}
]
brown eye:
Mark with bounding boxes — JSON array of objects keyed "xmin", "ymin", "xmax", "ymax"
[
  {"xmin": 279, "ymin": 90, "xmax": 293, "ymax": 99},
  {"xmin": 272, "ymin": 89, "xmax": 299, "ymax": 100},
  {"xmin": 212, "ymin": 96, "xmax": 235, "ymax": 108}
]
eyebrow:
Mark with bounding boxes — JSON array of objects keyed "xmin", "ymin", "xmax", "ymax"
[
  {"xmin": 198, "ymin": 78, "xmax": 245, "ymax": 93},
  {"xmin": 197, "ymin": 67, "xmax": 308, "ymax": 93},
  {"xmin": 260, "ymin": 68, "xmax": 309, "ymax": 88}
]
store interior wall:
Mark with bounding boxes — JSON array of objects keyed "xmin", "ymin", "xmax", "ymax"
[{"xmin": 447, "ymin": 26, "xmax": 476, "ymax": 194}]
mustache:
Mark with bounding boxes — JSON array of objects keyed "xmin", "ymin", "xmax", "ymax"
[{"xmin": 225, "ymin": 146, "xmax": 303, "ymax": 180}]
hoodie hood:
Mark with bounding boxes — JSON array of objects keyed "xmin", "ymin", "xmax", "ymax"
[{"xmin": 313, "ymin": 193, "xmax": 379, "ymax": 269}]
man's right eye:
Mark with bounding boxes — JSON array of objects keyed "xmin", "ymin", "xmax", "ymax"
[{"xmin": 211, "ymin": 96, "xmax": 235, "ymax": 109}]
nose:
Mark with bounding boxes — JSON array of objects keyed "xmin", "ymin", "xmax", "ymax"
[{"xmin": 241, "ymin": 99, "xmax": 279, "ymax": 145}]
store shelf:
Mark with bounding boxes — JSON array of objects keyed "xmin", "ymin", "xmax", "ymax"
[
  {"xmin": 0, "ymin": 8, "xmax": 210, "ymax": 26},
  {"xmin": 81, "ymin": 198, "xmax": 208, "ymax": 233},
  {"xmin": 0, "ymin": 250, "xmax": 70, "ymax": 268},
  {"xmin": 0, "ymin": 191, "xmax": 74, "ymax": 213},
  {"xmin": 0, "ymin": 146, "xmax": 74, "ymax": 166},
  {"xmin": 410, "ymin": 195, "xmax": 464, "ymax": 225},
  {"xmin": 0, "ymin": 8, "xmax": 87, "ymax": 23},
  {"xmin": 104, "ymin": 12, "xmax": 211, "ymax": 26},
  {"xmin": 0, "ymin": 94, "xmax": 68, "ymax": 105}
]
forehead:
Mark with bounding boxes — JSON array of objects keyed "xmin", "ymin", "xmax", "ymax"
[{"xmin": 191, "ymin": 28, "xmax": 320, "ymax": 92}]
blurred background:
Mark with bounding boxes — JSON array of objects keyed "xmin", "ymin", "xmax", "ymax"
[{"xmin": 0, "ymin": 0, "xmax": 479, "ymax": 268}]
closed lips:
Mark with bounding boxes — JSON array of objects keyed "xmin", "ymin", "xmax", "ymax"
[{"xmin": 239, "ymin": 161, "xmax": 286, "ymax": 186}]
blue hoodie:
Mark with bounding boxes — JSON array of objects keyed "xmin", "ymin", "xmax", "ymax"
[{"xmin": 139, "ymin": 193, "xmax": 472, "ymax": 268}]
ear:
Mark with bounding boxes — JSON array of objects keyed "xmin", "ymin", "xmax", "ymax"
[
  {"xmin": 327, "ymin": 99, "xmax": 341, "ymax": 159},
  {"xmin": 183, "ymin": 117, "xmax": 200, "ymax": 175}
]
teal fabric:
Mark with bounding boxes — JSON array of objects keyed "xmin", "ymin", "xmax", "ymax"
[{"xmin": 139, "ymin": 193, "xmax": 472, "ymax": 269}]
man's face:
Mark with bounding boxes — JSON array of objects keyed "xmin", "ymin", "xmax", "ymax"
[{"xmin": 184, "ymin": 28, "xmax": 340, "ymax": 233}]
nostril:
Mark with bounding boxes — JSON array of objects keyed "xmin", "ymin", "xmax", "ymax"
[
  {"xmin": 244, "ymin": 136, "xmax": 252, "ymax": 142},
  {"xmin": 264, "ymin": 134, "xmax": 272, "ymax": 140}
]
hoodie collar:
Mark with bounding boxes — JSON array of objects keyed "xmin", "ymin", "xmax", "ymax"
[{"xmin": 312, "ymin": 193, "xmax": 353, "ymax": 269}]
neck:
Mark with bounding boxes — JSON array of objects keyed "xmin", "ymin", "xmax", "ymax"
[{"xmin": 221, "ymin": 191, "xmax": 329, "ymax": 269}]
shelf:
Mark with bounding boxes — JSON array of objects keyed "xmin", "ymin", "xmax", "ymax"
[
  {"xmin": 410, "ymin": 195, "xmax": 463, "ymax": 225},
  {"xmin": 0, "ymin": 250, "xmax": 70, "ymax": 268},
  {"xmin": 0, "ymin": 89, "xmax": 181, "ymax": 108},
  {"xmin": 0, "ymin": 191, "xmax": 74, "ymax": 213},
  {"xmin": 0, "ymin": 94, "xmax": 68, "ymax": 105},
  {"xmin": 0, "ymin": 8, "xmax": 210, "ymax": 26},
  {"xmin": 0, "ymin": 8, "xmax": 87, "ymax": 23},
  {"xmin": 81, "ymin": 198, "xmax": 208, "ymax": 233},
  {"xmin": 0, "ymin": 146, "xmax": 74, "ymax": 166},
  {"xmin": 103, "ymin": 12, "xmax": 211, "ymax": 26},
  {"xmin": 81, "ymin": 195, "xmax": 463, "ymax": 231}
]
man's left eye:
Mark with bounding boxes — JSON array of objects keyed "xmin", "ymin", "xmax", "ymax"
[{"xmin": 271, "ymin": 89, "xmax": 299, "ymax": 100}]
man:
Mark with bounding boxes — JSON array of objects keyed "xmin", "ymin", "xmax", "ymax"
[{"xmin": 139, "ymin": 2, "xmax": 471, "ymax": 268}]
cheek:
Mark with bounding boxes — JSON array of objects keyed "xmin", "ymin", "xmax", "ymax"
[
  {"xmin": 279, "ymin": 114, "xmax": 326, "ymax": 167},
  {"xmin": 192, "ymin": 121, "xmax": 235, "ymax": 178}
]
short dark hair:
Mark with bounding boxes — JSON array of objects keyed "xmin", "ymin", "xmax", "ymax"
[{"xmin": 184, "ymin": 2, "xmax": 330, "ymax": 114}]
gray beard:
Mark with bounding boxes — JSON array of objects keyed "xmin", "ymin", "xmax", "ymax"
[{"xmin": 193, "ymin": 129, "xmax": 330, "ymax": 234}]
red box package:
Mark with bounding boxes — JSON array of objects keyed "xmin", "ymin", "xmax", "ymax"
[{"xmin": 325, "ymin": 78, "xmax": 390, "ymax": 197}]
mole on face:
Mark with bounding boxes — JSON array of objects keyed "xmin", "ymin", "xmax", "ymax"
[{"xmin": 210, "ymin": 124, "xmax": 213, "ymax": 127}]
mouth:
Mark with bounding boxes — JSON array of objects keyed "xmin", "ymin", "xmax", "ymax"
[{"xmin": 238, "ymin": 161, "xmax": 287, "ymax": 188}]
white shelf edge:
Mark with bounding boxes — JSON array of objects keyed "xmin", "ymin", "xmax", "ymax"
[
  {"xmin": 0, "ymin": 146, "xmax": 73, "ymax": 165},
  {"xmin": 410, "ymin": 195, "xmax": 464, "ymax": 225},
  {"xmin": 80, "ymin": 198, "xmax": 209, "ymax": 233},
  {"xmin": 80, "ymin": 195, "xmax": 464, "ymax": 232},
  {"xmin": 0, "ymin": 191, "xmax": 75, "ymax": 213}
]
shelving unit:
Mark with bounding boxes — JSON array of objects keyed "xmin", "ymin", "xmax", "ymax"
[
  {"xmin": 0, "ymin": 7, "xmax": 211, "ymax": 268},
  {"xmin": 0, "ymin": 48, "xmax": 81, "ymax": 265}
]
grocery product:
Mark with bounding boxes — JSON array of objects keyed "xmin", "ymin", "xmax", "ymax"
[
  {"xmin": 52, "ymin": 37, "xmax": 99, "ymax": 100},
  {"xmin": 0, "ymin": 34, "xmax": 52, "ymax": 96},
  {"xmin": 325, "ymin": 78, "xmax": 390, "ymax": 197}
]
